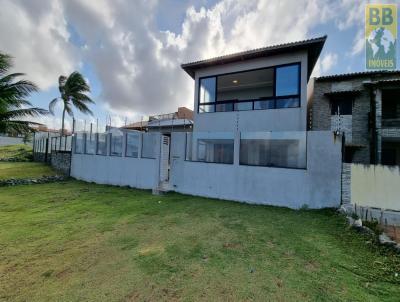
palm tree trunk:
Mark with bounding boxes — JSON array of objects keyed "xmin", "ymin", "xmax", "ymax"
[{"xmin": 60, "ymin": 108, "xmax": 66, "ymax": 148}]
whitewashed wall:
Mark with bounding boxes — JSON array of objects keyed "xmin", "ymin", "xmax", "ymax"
[
  {"xmin": 170, "ymin": 131, "xmax": 342, "ymax": 209},
  {"xmin": 351, "ymin": 164, "xmax": 400, "ymax": 211},
  {"xmin": 70, "ymin": 132, "xmax": 161, "ymax": 190},
  {"xmin": 71, "ymin": 155, "xmax": 158, "ymax": 189}
]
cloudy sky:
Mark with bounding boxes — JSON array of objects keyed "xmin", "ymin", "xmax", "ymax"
[{"xmin": 0, "ymin": 0, "xmax": 397, "ymax": 130}]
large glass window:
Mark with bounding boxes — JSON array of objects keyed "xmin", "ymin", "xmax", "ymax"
[
  {"xmin": 240, "ymin": 132, "xmax": 306, "ymax": 169},
  {"xmin": 199, "ymin": 77, "xmax": 216, "ymax": 103},
  {"xmin": 126, "ymin": 132, "xmax": 140, "ymax": 158},
  {"xmin": 275, "ymin": 64, "xmax": 300, "ymax": 96},
  {"xmin": 186, "ymin": 132, "xmax": 234, "ymax": 164},
  {"xmin": 198, "ymin": 63, "xmax": 300, "ymax": 113},
  {"xmin": 197, "ymin": 139, "xmax": 234, "ymax": 164},
  {"xmin": 96, "ymin": 133, "xmax": 107, "ymax": 155},
  {"xmin": 217, "ymin": 68, "xmax": 273, "ymax": 106}
]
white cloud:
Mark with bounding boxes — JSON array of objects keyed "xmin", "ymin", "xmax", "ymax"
[
  {"xmin": 321, "ymin": 52, "xmax": 338, "ymax": 72},
  {"xmin": 1, "ymin": 0, "xmax": 368, "ymax": 120},
  {"xmin": 0, "ymin": 0, "xmax": 77, "ymax": 90}
]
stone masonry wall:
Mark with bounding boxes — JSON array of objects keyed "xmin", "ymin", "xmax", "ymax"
[
  {"xmin": 311, "ymin": 73, "xmax": 400, "ymax": 165},
  {"xmin": 33, "ymin": 152, "xmax": 50, "ymax": 163},
  {"xmin": 50, "ymin": 151, "xmax": 71, "ymax": 175},
  {"xmin": 311, "ymin": 79, "xmax": 371, "ymax": 164},
  {"xmin": 341, "ymin": 163, "xmax": 351, "ymax": 204}
]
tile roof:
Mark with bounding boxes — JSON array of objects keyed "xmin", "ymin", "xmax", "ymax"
[
  {"xmin": 316, "ymin": 70, "xmax": 400, "ymax": 81},
  {"xmin": 181, "ymin": 36, "xmax": 327, "ymax": 79}
]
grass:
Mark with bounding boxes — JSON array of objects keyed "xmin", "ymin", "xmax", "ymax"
[
  {"xmin": 0, "ymin": 180, "xmax": 399, "ymax": 301},
  {"xmin": 0, "ymin": 144, "xmax": 32, "ymax": 161},
  {"xmin": 0, "ymin": 162, "xmax": 58, "ymax": 180}
]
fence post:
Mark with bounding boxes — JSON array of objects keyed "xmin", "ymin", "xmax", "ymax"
[{"xmin": 44, "ymin": 138, "xmax": 49, "ymax": 163}]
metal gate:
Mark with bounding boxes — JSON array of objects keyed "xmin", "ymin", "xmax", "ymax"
[{"xmin": 160, "ymin": 135, "xmax": 170, "ymax": 182}]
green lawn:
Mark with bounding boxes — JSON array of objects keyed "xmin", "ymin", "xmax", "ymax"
[
  {"xmin": 0, "ymin": 144, "xmax": 32, "ymax": 161},
  {"xmin": 0, "ymin": 181, "xmax": 399, "ymax": 301},
  {"xmin": 0, "ymin": 162, "xmax": 58, "ymax": 180}
]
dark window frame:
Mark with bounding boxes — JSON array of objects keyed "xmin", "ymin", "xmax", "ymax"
[
  {"xmin": 330, "ymin": 97, "xmax": 354, "ymax": 115},
  {"xmin": 197, "ymin": 62, "xmax": 301, "ymax": 113}
]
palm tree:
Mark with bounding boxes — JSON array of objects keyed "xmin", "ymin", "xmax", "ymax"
[
  {"xmin": 49, "ymin": 72, "xmax": 94, "ymax": 135},
  {"xmin": 0, "ymin": 52, "xmax": 47, "ymax": 134}
]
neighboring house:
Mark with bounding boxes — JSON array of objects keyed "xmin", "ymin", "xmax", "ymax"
[
  {"xmin": 309, "ymin": 71, "xmax": 400, "ymax": 166},
  {"xmin": 123, "ymin": 107, "xmax": 193, "ymax": 133}
]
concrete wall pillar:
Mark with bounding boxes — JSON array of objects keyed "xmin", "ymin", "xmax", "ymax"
[{"xmin": 233, "ymin": 131, "xmax": 240, "ymax": 166}]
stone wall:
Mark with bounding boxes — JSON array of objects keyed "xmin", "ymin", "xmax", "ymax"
[
  {"xmin": 311, "ymin": 80, "xmax": 371, "ymax": 164},
  {"xmin": 341, "ymin": 163, "xmax": 351, "ymax": 204},
  {"xmin": 311, "ymin": 73, "xmax": 400, "ymax": 165},
  {"xmin": 50, "ymin": 151, "xmax": 71, "ymax": 175},
  {"xmin": 33, "ymin": 152, "xmax": 50, "ymax": 163}
]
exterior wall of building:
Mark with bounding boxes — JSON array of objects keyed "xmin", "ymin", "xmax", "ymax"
[
  {"xmin": 311, "ymin": 79, "xmax": 371, "ymax": 164},
  {"xmin": 193, "ymin": 50, "xmax": 308, "ymax": 132},
  {"xmin": 170, "ymin": 131, "xmax": 342, "ymax": 209},
  {"xmin": 311, "ymin": 73, "xmax": 400, "ymax": 165}
]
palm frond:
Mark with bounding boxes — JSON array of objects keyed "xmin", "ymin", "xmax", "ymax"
[
  {"xmin": 65, "ymin": 72, "xmax": 91, "ymax": 94},
  {"xmin": 71, "ymin": 98, "xmax": 93, "ymax": 115},
  {"xmin": 70, "ymin": 92, "xmax": 94, "ymax": 104},
  {"xmin": 0, "ymin": 53, "xmax": 13, "ymax": 75},
  {"xmin": 0, "ymin": 79, "xmax": 38, "ymax": 103},
  {"xmin": 64, "ymin": 103, "xmax": 74, "ymax": 117},
  {"xmin": 0, "ymin": 107, "xmax": 48, "ymax": 120},
  {"xmin": 49, "ymin": 98, "xmax": 59, "ymax": 115},
  {"xmin": 0, "ymin": 120, "xmax": 40, "ymax": 134},
  {"xmin": 0, "ymin": 52, "xmax": 45, "ymax": 135}
]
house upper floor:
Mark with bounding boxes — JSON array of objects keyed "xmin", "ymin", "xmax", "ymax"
[
  {"xmin": 181, "ymin": 36, "xmax": 326, "ymax": 132},
  {"xmin": 310, "ymin": 70, "xmax": 400, "ymax": 166}
]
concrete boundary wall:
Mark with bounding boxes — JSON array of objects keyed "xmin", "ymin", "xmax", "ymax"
[
  {"xmin": 71, "ymin": 154, "xmax": 158, "ymax": 190},
  {"xmin": 70, "ymin": 130, "xmax": 343, "ymax": 209},
  {"xmin": 70, "ymin": 131, "xmax": 161, "ymax": 190},
  {"xmin": 351, "ymin": 164, "xmax": 400, "ymax": 211},
  {"xmin": 170, "ymin": 131, "xmax": 342, "ymax": 209}
]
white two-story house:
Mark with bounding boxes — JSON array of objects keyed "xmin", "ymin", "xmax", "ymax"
[{"xmin": 166, "ymin": 36, "xmax": 343, "ymax": 208}]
